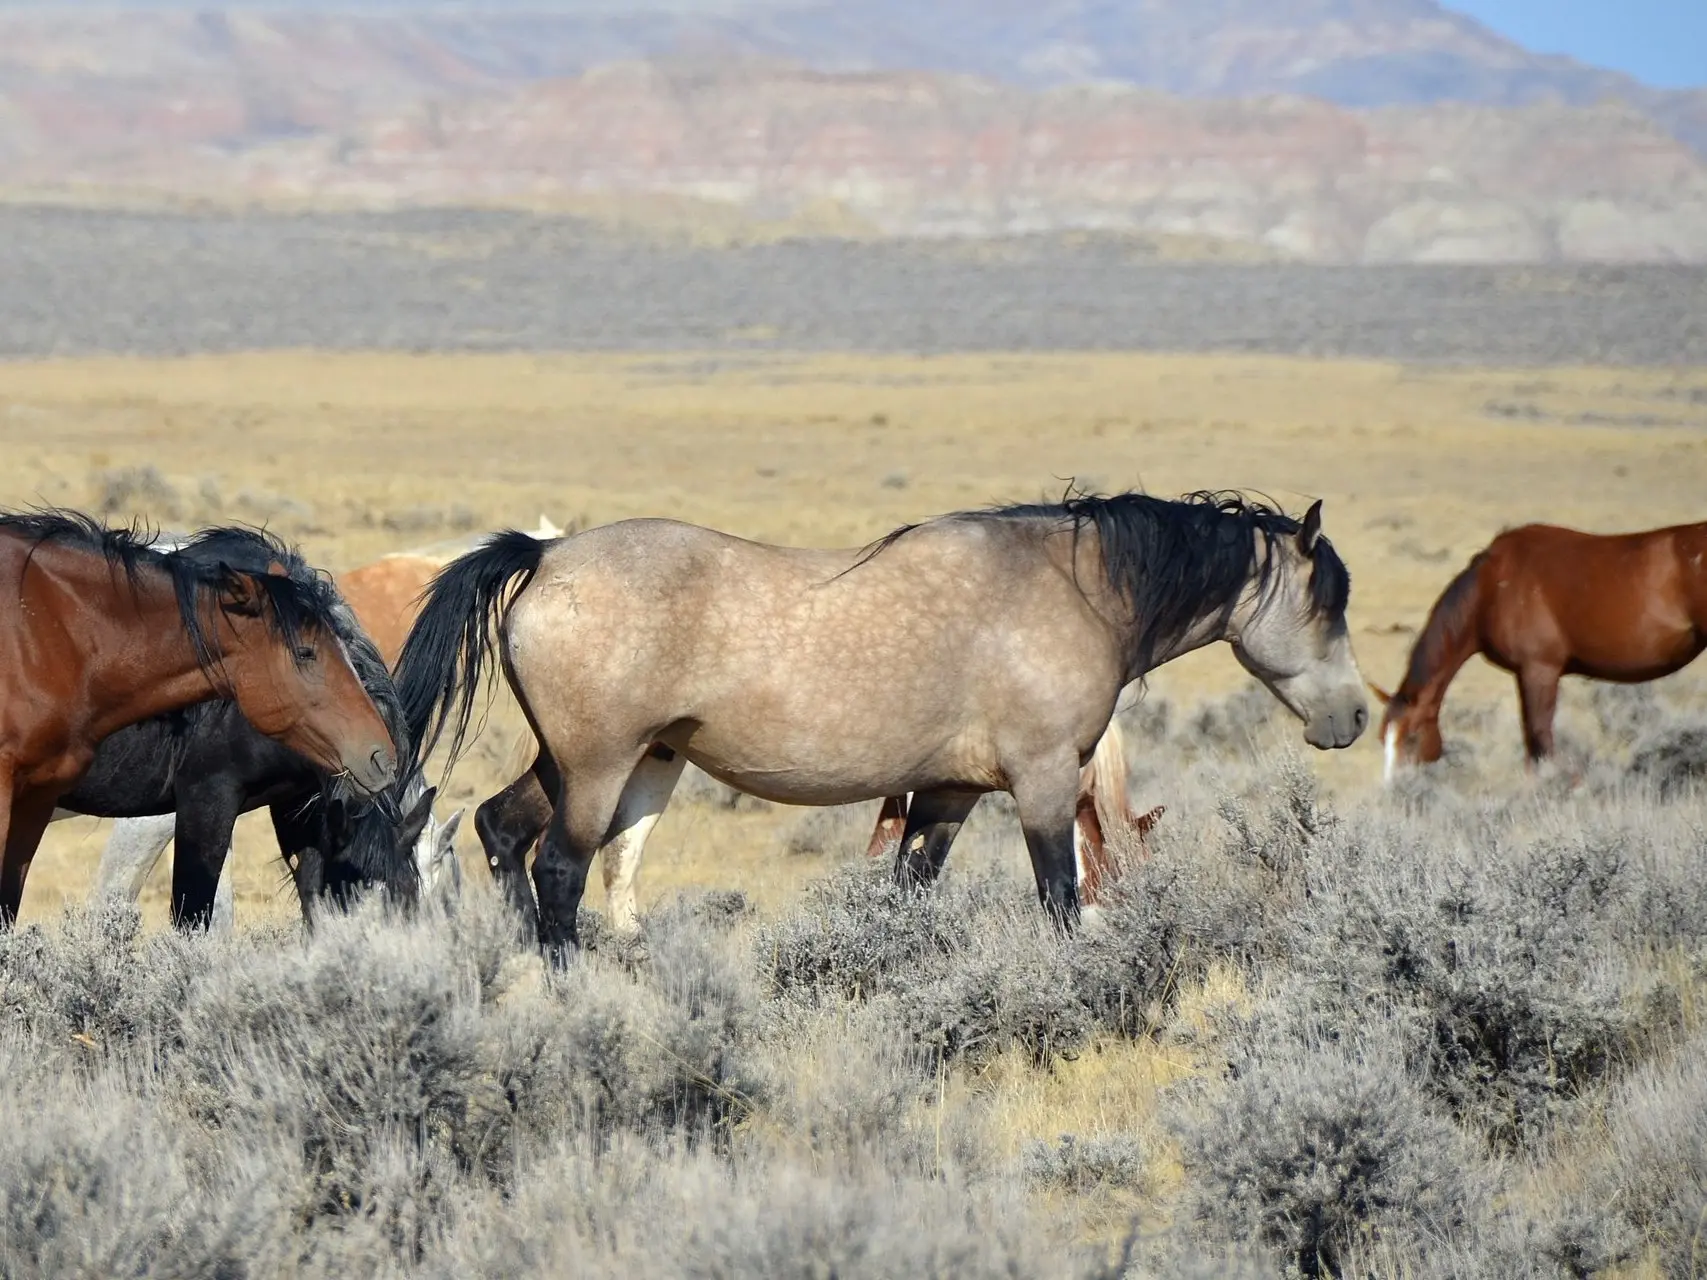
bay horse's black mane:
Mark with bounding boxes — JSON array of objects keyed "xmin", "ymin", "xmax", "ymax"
[
  {"xmin": 859, "ymin": 489, "xmax": 1351, "ymax": 675},
  {"xmin": 0, "ymin": 509, "xmax": 345, "ymax": 675},
  {"xmin": 152, "ymin": 524, "xmax": 419, "ymax": 884}
]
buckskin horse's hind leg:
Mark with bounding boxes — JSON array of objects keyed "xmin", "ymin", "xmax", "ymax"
[
  {"xmin": 473, "ymin": 756, "xmax": 555, "ymax": 938},
  {"xmin": 532, "ymin": 757, "xmax": 639, "ymax": 967},
  {"xmin": 893, "ymin": 788, "xmax": 981, "ymax": 889},
  {"xmin": 1517, "ymin": 663, "xmax": 1564, "ymax": 764}
]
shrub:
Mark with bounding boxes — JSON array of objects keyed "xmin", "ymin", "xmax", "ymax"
[
  {"xmin": 1175, "ymin": 1017, "xmax": 1485, "ymax": 1278},
  {"xmin": 1596, "ymin": 1030, "xmax": 1707, "ymax": 1274},
  {"xmin": 1285, "ymin": 818, "xmax": 1662, "ymax": 1147},
  {"xmin": 1022, "ymin": 1133, "xmax": 1147, "ymax": 1193},
  {"xmin": 1630, "ymin": 725, "xmax": 1707, "ymax": 797},
  {"xmin": 756, "ymin": 861, "xmax": 1007, "ymax": 1007},
  {"xmin": 0, "ymin": 900, "xmax": 211, "ymax": 1048}
]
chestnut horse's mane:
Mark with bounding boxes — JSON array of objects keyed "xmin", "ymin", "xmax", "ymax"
[
  {"xmin": 852, "ymin": 489, "xmax": 1351, "ymax": 676},
  {"xmin": 1396, "ymin": 552, "xmax": 1487, "ymax": 708},
  {"xmin": 0, "ymin": 509, "xmax": 343, "ymax": 677}
]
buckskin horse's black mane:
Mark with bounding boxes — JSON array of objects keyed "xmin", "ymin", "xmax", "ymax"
[{"xmin": 856, "ymin": 489, "xmax": 1351, "ymax": 675}]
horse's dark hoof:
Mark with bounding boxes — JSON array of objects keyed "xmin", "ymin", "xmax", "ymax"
[{"xmin": 541, "ymin": 940, "xmax": 580, "ymax": 972}]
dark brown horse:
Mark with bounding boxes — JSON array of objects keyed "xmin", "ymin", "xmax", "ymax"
[
  {"xmin": 1375, "ymin": 520, "xmax": 1707, "ymax": 781},
  {"xmin": 0, "ymin": 512, "xmax": 399, "ymax": 922},
  {"xmin": 863, "ymin": 719, "xmax": 1165, "ymax": 907}
]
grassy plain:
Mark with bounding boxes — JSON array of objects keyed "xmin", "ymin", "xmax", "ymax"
[{"xmin": 0, "ymin": 349, "xmax": 1703, "ymax": 925}]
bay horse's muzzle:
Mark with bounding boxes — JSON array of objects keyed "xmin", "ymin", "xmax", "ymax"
[{"xmin": 346, "ymin": 745, "xmax": 399, "ymax": 796}]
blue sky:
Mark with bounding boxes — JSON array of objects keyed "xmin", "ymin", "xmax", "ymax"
[{"xmin": 1447, "ymin": 0, "xmax": 1706, "ymax": 88}]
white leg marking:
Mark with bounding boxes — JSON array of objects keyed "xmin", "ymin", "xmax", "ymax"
[
  {"xmin": 212, "ymin": 859, "xmax": 235, "ymax": 935},
  {"xmin": 600, "ymin": 751, "xmax": 686, "ymax": 934},
  {"xmin": 92, "ymin": 815, "xmax": 177, "ymax": 902},
  {"xmin": 418, "ymin": 808, "xmax": 465, "ymax": 902}
]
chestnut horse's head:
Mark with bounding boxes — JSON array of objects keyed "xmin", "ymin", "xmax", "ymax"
[
  {"xmin": 194, "ymin": 560, "xmax": 399, "ymax": 797},
  {"xmin": 1371, "ymin": 684, "xmax": 1444, "ymax": 785}
]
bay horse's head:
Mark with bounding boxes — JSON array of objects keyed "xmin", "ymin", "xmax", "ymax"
[
  {"xmin": 1370, "ymin": 685, "xmax": 1443, "ymax": 784},
  {"xmin": 1218, "ymin": 498, "xmax": 1368, "ymax": 750},
  {"xmin": 184, "ymin": 528, "xmax": 448, "ymax": 906},
  {"xmin": 174, "ymin": 531, "xmax": 400, "ymax": 797}
]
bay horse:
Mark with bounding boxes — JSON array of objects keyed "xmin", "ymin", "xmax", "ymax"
[
  {"xmin": 397, "ymin": 491, "xmax": 1367, "ymax": 962},
  {"xmin": 1376, "ymin": 520, "xmax": 1707, "ymax": 782},
  {"xmin": 80, "ymin": 516, "xmax": 564, "ymax": 928},
  {"xmin": 863, "ymin": 720, "xmax": 1166, "ymax": 908},
  {"xmin": 0, "ymin": 511, "xmax": 398, "ymax": 924},
  {"xmin": 61, "ymin": 527, "xmax": 442, "ymax": 930}
]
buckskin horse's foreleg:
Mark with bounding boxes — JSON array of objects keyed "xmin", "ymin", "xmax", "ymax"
[
  {"xmin": 892, "ymin": 788, "xmax": 981, "ymax": 890},
  {"xmin": 1011, "ymin": 753, "xmax": 1083, "ymax": 930}
]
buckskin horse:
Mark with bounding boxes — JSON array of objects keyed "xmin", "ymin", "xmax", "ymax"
[
  {"xmin": 0, "ymin": 511, "xmax": 398, "ymax": 923},
  {"xmin": 397, "ymin": 491, "xmax": 1366, "ymax": 963},
  {"xmin": 1376, "ymin": 520, "xmax": 1707, "ymax": 782},
  {"xmin": 62, "ymin": 527, "xmax": 440, "ymax": 930}
]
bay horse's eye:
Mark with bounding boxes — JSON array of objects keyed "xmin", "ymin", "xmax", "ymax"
[{"xmin": 294, "ymin": 646, "xmax": 318, "ymax": 663}]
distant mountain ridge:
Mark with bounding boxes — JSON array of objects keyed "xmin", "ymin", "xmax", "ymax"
[{"xmin": 0, "ymin": 3, "xmax": 1704, "ymax": 262}]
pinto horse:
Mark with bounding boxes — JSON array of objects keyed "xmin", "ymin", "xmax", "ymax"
[
  {"xmin": 397, "ymin": 492, "xmax": 1367, "ymax": 962},
  {"xmin": 1376, "ymin": 520, "xmax": 1707, "ymax": 781},
  {"xmin": 864, "ymin": 720, "xmax": 1166, "ymax": 907},
  {"xmin": 0, "ymin": 511, "xmax": 398, "ymax": 923}
]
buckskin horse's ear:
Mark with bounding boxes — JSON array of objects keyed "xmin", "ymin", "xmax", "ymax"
[
  {"xmin": 219, "ymin": 567, "xmax": 265, "ymax": 617},
  {"xmin": 1299, "ymin": 499, "xmax": 1324, "ymax": 555}
]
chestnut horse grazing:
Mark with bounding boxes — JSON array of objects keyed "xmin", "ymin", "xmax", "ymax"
[
  {"xmin": 1376, "ymin": 520, "xmax": 1707, "ymax": 781},
  {"xmin": 398, "ymin": 492, "xmax": 1366, "ymax": 962},
  {"xmin": 0, "ymin": 511, "xmax": 399, "ymax": 922},
  {"xmin": 864, "ymin": 720, "xmax": 1166, "ymax": 907}
]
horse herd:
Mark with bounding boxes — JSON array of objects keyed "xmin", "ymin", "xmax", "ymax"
[{"xmin": 1, "ymin": 493, "xmax": 1701, "ymax": 960}]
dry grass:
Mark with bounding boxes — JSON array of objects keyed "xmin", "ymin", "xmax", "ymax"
[{"xmin": 2, "ymin": 349, "xmax": 1705, "ymax": 928}]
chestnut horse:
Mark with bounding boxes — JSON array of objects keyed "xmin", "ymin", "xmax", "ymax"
[
  {"xmin": 338, "ymin": 516, "xmax": 565, "ymax": 665},
  {"xmin": 0, "ymin": 511, "xmax": 398, "ymax": 922},
  {"xmin": 864, "ymin": 719, "xmax": 1165, "ymax": 907},
  {"xmin": 398, "ymin": 493, "xmax": 1365, "ymax": 962},
  {"xmin": 1376, "ymin": 520, "xmax": 1707, "ymax": 781}
]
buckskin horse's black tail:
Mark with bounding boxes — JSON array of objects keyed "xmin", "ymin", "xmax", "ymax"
[{"xmin": 395, "ymin": 530, "xmax": 547, "ymax": 769}]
